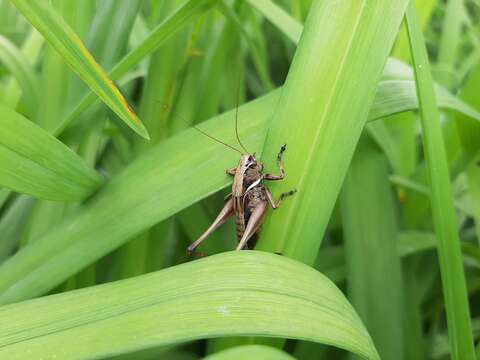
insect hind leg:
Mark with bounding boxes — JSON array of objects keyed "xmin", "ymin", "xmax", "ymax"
[
  {"xmin": 236, "ymin": 201, "xmax": 268, "ymax": 250},
  {"xmin": 187, "ymin": 198, "xmax": 234, "ymax": 255}
]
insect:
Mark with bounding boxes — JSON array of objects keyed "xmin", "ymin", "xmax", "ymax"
[{"xmin": 187, "ymin": 107, "xmax": 296, "ymax": 254}]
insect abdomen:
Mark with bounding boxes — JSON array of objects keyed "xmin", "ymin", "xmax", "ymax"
[{"xmin": 235, "ymin": 213, "xmax": 246, "ymax": 240}]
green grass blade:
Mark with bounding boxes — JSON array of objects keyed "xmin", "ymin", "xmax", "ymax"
[
  {"xmin": 194, "ymin": 17, "xmax": 240, "ymax": 122},
  {"xmin": 0, "ymin": 105, "xmax": 103, "ymax": 201},
  {"xmin": 2, "ymin": 28, "xmax": 44, "ymax": 110},
  {"xmin": 402, "ymin": 257, "xmax": 426, "ymax": 360},
  {"xmin": 437, "ymin": 0, "xmax": 464, "ymax": 88},
  {"xmin": 0, "ymin": 252, "xmax": 380, "ymax": 360},
  {"xmin": 218, "ymin": 2, "xmax": 273, "ymax": 92},
  {"xmin": 256, "ymin": 0, "xmax": 409, "ymax": 263},
  {"xmin": 22, "ymin": 200, "xmax": 67, "ymax": 246},
  {"xmin": 36, "ymin": 1, "xmax": 88, "ymax": 132},
  {"xmin": 405, "ymin": 2, "xmax": 476, "ymax": 358},
  {"xmin": 55, "ymin": 0, "xmax": 218, "ymax": 136},
  {"xmin": 398, "ymin": 231, "xmax": 437, "ymax": 257},
  {"xmin": 245, "ymin": 0, "xmax": 301, "ymax": 44},
  {"xmin": 392, "ymin": 0, "xmax": 437, "ymax": 61},
  {"xmin": 0, "ymin": 196, "xmax": 35, "ymax": 262},
  {"xmin": 245, "ymin": 0, "xmax": 302, "ymax": 43},
  {"xmin": 0, "ymin": 35, "xmax": 39, "ymax": 116},
  {"xmin": 340, "ymin": 137, "xmax": 405, "ymax": 359},
  {"xmin": 0, "ymin": 189, "xmax": 9, "ymax": 209},
  {"xmin": 8, "ymin": 0, "xmax": 149, "ymax": 139},
  {"xmin": 203, "ymin": 345, "xmax": 295, "ymax": 360},
  {"xmin": 455, "ymin": 64, "xmax": 480, "ymax": 244},
  {"xmin": 456, "ymin": 64, "xmax": 480, "ymax": 163},
  {"xmin": 136, "ymin": 0, "xmax": 190, "ymax": 146},
  {"xmin": 85, "ymin": 0, "xmax": 141, "ymax": 71}
]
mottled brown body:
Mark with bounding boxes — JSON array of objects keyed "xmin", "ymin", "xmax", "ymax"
[{"xmin": 187, "ymin": 145, "xmax": 295, "ymax": 253}]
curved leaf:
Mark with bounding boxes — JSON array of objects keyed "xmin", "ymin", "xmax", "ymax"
[
  {"xmin": 0, "ymin": 251, "xmax": 379, "ymax": 360},
  {"xmin": 0, "ymin": 105, "xmax": 103, "ymax": 201},
  {"xmin": 203, "ymin": 345, "xmax": 295, "ymax": 360},
  {"xmin": 369, "ymin": 80, "xmax": 480, "ymax": 121},
  {"xmin": 9, "ymin": 0, "xmax": 149, "ymax": 139},
  {"xmin": 398, "ymin": 231, "xmax": 437, "ymax": 257}
]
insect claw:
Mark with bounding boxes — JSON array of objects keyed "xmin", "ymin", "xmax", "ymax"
[{"xmin": 187, "ymin": 248, "xmax": 206, "ymax": 258}]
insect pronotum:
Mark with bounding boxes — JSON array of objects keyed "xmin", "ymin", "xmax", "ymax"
[{"xmin": 187, "ymin": 101, "xmax": 296, "ymax": 254}]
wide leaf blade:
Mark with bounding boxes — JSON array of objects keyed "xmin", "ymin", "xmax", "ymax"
[
  {"xmin": 0, "ymin": 252, "xmax": 379, "ymax": 360},
  {"xmin": 0, "ymin": 105, "xmax": 103, "ymax": 201},
  {"xmin": 256, "ymin": 0, "xmax": 409, "ymax": 263}
]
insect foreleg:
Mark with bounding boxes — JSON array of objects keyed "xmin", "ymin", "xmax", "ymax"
[
  {"xmin": 266, "ymin": 188, "xmax": 296, "ymax": 209},
  {"xmin": 187, "ymin": 198, "xmax": 234, "ymax": 254},
  {"xmin": 264, "ymin": 144, "xmax": 287, "ymax": 180},
  {"xmin": 236, "ymin": 201, "xmax": 268, "ymax": 250},
  {"xmin": 226, "ymin": 167, "xmax": 236, "ymax": 176}
]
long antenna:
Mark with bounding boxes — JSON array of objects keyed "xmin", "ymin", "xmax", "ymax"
[
  {"xmin": 163, "ymin": 104, "xmax": 244, "ymax": 154},
  {"xmin": 234, "ymin": 76, "xmax": 250, "ymax": 154},
  {"xmin": 191, "ymin": 124, "xmax": 243, "ymax": 155}
]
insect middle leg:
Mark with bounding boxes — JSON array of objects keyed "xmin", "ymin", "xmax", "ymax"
[
  {"xmin": 266, "ymin": 188, "xmax": 296, "ymax": 209},
  {"xmin": 264, "ymin": 144, "xmax": 287, "ymax": 180},
  {"xmin": 187, "ymin": 197, "xmax": 234, "ymax": 254}
]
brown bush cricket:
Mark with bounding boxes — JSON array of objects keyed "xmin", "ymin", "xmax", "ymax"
[{"xmin": 187, "ymin": 105, "xmax": 296, "ymax": 254}]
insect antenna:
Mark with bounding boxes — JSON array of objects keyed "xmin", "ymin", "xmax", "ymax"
[
  {"xmin": 191, "ymin": 124, "xmax": 243, "ymax": 155},
  {"xmin": 162, "ymin": 103, "xmax": 243, "ymax": 155},
  {"xmin": 234, "ymin": 78, "xmax": 250, "ymax": 154}
]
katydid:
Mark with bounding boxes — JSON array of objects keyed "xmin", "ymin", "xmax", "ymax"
[{"xmin": 187, "ymin": 107, "xmax": 295, "ymax": 253}]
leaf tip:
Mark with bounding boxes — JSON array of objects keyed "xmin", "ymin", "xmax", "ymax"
[{"xmin": 136, "ymin": 122, "xmax": 151, "ymax": 140}]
